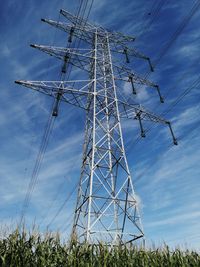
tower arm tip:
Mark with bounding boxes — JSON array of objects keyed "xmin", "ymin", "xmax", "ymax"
[
  {"xmin": 30, "ymin": 44, "xmax": 36, "ymax": 48},
  {"xmin": 60, "ymin": 9, "xmax": 65, "ymax": 15},
  {"xmin": 118, "ymin": 47, "xmax": 154, "ymax": 72},
  {"xmin": 15, "ymin": 80, "xmax": 21, "ymax": 85}
]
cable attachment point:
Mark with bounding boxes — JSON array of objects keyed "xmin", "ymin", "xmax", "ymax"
[
  {"xmin": 68, "ymin": 27, "xmax": 75, "ymax": 43},
  {"xmin": 128, "ymin": 75, "xmax": 136, "ymax": 94},
  {"xmin": 167, "ymin": 121, "xmax": 178, "ymax": 145},
  {"xmin": 147, "ymin": 57, "xmax": 154, "ymax": 72},
  {"xmin": 137, "ymin": 112, "xmax": 146, "ymax": 138},
  {"xmin": 124, "ymin": 47, "xmax": 130, "ymax": 63},
  {"xmin": 155, "ymin": 85, "xmax": 164, "ymax": 103}
]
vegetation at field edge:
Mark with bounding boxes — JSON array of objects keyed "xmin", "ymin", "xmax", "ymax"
[{"xmin": 0, "ymin": 229, "xmax": 199, "ymax": 266}]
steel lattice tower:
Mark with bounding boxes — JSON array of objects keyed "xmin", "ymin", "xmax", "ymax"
[{"xmin": 15, "ymin": 9, "xmax": 177, "ymax": 244}]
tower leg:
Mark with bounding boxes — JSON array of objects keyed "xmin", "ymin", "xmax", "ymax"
[{"xmin": 72, "ymin": 32, "xmax": 144, "ymax": 244}]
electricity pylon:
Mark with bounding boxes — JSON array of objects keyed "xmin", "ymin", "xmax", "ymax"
[{"xmin": 15, "ymin": 9, "xmax": 177, "ymax": 244}]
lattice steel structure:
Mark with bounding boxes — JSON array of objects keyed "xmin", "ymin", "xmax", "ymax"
[{"xmin": 15, "ymin": 9, "xmax": 177, "ymax": 244}]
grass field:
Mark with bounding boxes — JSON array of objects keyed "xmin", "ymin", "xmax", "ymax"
[{"xmin": 0, "ymin": 229, "xmax": 199, "ymax": 266}]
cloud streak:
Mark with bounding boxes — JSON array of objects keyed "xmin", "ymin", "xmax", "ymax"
[{"xmin": 0, "ymin": 0, "xmax": 199, "ymax": 250}]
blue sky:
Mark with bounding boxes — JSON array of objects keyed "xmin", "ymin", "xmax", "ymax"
[{"xmin": 0, "ymin": 0, "xmax": 200, "ymax": 250}]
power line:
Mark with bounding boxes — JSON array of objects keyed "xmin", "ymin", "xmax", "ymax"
[
  {"xmin": 40, "ymin": 0, "xmax": 95, "ymax": 229},
  {"xmin": 19, "ymin": 0, "xmax": 82, "ymax": 225},
  {"xmin": 134, "ymin": 0, "xmax": 200, "ymax": 87},
  {"xmin": 154, "ymin": 0, "xmax": 200, "ymax": 67},
  {"xmin": 132, "ymin": 93, "xmax": 200, "ymax": 186},
  {"xmin": 19, "ymin": 106, "xmax": 56, "ymax": 225},
  {"xmin": 125, "ymin": 73, "xmax": 200, "ymax": 160},
  {"xmin": 15, "ymin": 1, "xmax": 180, "ymax": 244},
  {"xmin": 47, "ymin": 0, "xmax": 199, "ymax": 215},
  {"xmin": 134, "ymin": 112, "xmax": 200, "ymax": 186},
  {"xmin": 46, "ymin": 181, "xmax": 79, "ymax": 228},
  {"xmin": 162, "ymin": 77, "xmax": 200, "ymax": 116},
  {"xmin": 59, "ymin": 213, "xmax": 74, "ymax": 232},
  {"xmin": 125, "ymin": 0, "xmax": 200, "ymax": 149},
  {"xmin": 138, "ymin": 0, "xmax": 168, "ymax": 39},
  {"xmin": 162, "ymin": 60, "xmax": 200, "ymax": 102},
  {"xmin": 38, "ymin": 177, "xmax": 68, "ymax": 227},
  {"xmin": 178, "ymin": 118, "xmax": 200, "ymax": 142},
  {"xmin": 65, "ymin": 0, "xmax": 95, "ymax": 82},
  {"xmin": 125, "ymin": 1, "xmax": 200, "ymax": 110}
]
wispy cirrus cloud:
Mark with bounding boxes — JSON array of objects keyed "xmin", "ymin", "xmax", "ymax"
[{"xmin": 0, "ymin": 0, "xmax": 199, "ymax": 250}]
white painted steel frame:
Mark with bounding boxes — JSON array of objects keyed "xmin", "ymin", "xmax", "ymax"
[
  {"xmin": 71, "ymin": 31, "xmax": 144, "ymax": 244},
  {"xmin": 15, "ymin": 8, "xmax": 178, "ymax": 245}
]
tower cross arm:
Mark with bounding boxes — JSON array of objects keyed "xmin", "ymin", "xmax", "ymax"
[
  {"xmin": 41, "ymin": 18, "xmax": 94, "ymax": 44},
  {"xmin": 30, "ymin": 44, "xmax": 95, "ymax": 73},
  {"xmin": 117, "ymin": 47, "xmax": 150, "ymax": 61},
  {"xmin": 114, "ymin": 64, "xmax": 156, "ymax": 88},
  {"xmin": 31, "ymin": 44, "xmax": 94, "ymax": 61},
  {"xmin": 15, "ymin": 6, "xmax": 179, "ymax": 245},
  {"xmin": 112, "ymin": 46, "xmax": 154, "ymax": 71},
  {"xmin": 118, "ymin": 100, "xmax": 178, "ymax": 145},
  {"xmin": 118, "ymin": 100, "xmax": 167, "ymax": 124},
  {"xmin": 60, "ymin": 9, "xmax": 98, "ymax": 31},
  {"xmin": 114, "ymin": 65, "xmax": 164, "ymax": 103},
  {"xmin": 60, "ymin": 9, "xmax": 135, "ymax": 44},
  {"xmin": 15, "ymin": 80, "xmax": 94, "ymax": 110}
]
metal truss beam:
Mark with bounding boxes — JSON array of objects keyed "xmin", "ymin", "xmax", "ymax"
[{"xmin": 15, "ymin": 8, "xmax": 178, "ymax": 245}]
